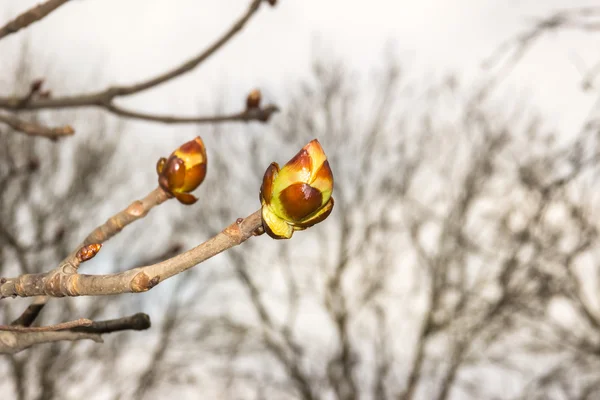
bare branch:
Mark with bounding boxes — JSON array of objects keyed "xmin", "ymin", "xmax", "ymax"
[
  {"xmin": 104, "ymin": 103, "xmax": 280, "ymax": 125},
  {"xmin": 9, "ymin": 187, "xmax": 171, "ymax": 326},
  {"xmin": 1, "ymin": 313, "xmax": 150, "ymax": 354},
  {"xmin": 0, "ymin": 0, "xmax": 269, "ymax": 124},
  {"xmin": 99, "ymin": 0, "xmax": 264, "ymax": 97},
  {"xmin": 10, "ymin": 296, "xmax": 47, "ymax": 326},
  {"xmin": 0, "ymin": 0, "xmax": 71, "ymax": 41},
  {"xmin": 0, "ymin": 112, "xmax": 74, "ymax": 140},
  {"xmin": 0, "ymin": 210, "xmax": 263, "ymax": 298},
  {"xmin": 0, "ymin": 318, "xmax": 92, "ymax": 332},
  {"xmin": 0, "ymin": 330, "xmax": 101, "ymax": 355},
  {"xmin": 70, "ymin": 312, "xmax": 151, "ymax": 334},
  {"xmin": 81, "ymin": 186, "xmax": 171, "ymax": 248}
]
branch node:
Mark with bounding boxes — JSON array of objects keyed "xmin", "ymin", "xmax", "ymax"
[{"xmin": 131, "ymin": 272, "xmax": 160, "ymax": 292}]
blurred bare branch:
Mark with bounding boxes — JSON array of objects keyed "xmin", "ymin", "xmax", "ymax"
[
  {"xmin": 0, "ymin": 0, "xmax": 278, "ymax": 131},
  {"xmin": 0, "ymin": 0, "xmax": 70, "ymax": 41},
  {"xmin": 0, "ymin": 113, "xmax": 74, "ymax": 140}
]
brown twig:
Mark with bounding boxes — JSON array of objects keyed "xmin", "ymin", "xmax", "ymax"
[
  {"xmin": 81, "ymin": 186, "xmax": 171, "ymax": 247},
  {"xmin": 0, "ymin": 0, "xmax": 71, "ymax": 41},
  {"xmin": 0, "ymin": 330, "xmax": 102, "ymax": 355},
  {"xmin": 10, "ymin": 296, "xmax": 47, "ymax": 326},
  {"xmin": 0, "ymin": 112, "xmax": 74, "ymax": 140},
  {"xmin": 0, "ymin": 210, "xmax": 264, "ymax": 298},
  {"xmin": 0, "ymin": 0, "xmax": 266, "ymax": 118},
  {"xmin": 70, "ymin": 312, "xmax": 151, "ymax": 334},
  {"xmin": 52, "ymin": 186, "xmax": 170, "ymax": 277},
  {"xmin": 9, "ymin": 187, "xmax": 171, "ymax": 326},
  {"xmin": 104, "ymin": 103, "xmax": 280, "ymax": 125},
  {"xmin": 0, "ymin": 313, "xmax": 151, "ymax": 354},
  {"xmin": 0, "ymin": 318, "xmax": 92, "ymax": 332}
]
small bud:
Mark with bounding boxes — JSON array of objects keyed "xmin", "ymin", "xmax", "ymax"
[
  {"xmin": 260, "ymin": 139, "xmax": 334, "ymax": 239},
  {"xmin": 266, "ymin": 0, "xmax": 277, "ymax": 6},
  {"xmin": 156, "ymin": 137, "xmax": 208, "ymax": 204},
  {"xmin": 246, "ymin": 89, "xmax": 262, "ymax": 110},
  {"xmin": 76, "ymin": 243, "xmax": 102, "ymax": 262},
  {"xmin": 58, "ymin": 125, "xmax": 75, "ymax": 135},
  {"xmin": 30, "ymin": 79, "xmax": 44, "ymax": 93}
]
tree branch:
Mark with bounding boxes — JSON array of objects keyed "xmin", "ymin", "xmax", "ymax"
[
  {"xmin": 10, "ymin": 296, "xmax": 47, "ymax": 326},
  {"xmin": 0, "ymin": 313, "xmax": 151, "ymax": 354},
  {"xmin": 81, "ymin": 186, "xmax": 171, "ymax": 247},
  {"xmin": 0, "ymin": 330, "xmax": 101, "ymax": 355},
  {"xmin": 0, "ymin": 210, "xmax": 264, "ymax": 298},
  {"xmin": 70, "ymin": 312, "xmax": 150, "ymax": 334},
  {"xmin": 0, "ymin": 112, "xmax": 74, "ymax": 140},
  {"xmin": 8, "ymin": 187, "xmax": 171, "ymax": 326},
  {"xmin": 0, "ymin": 0, "xmax": 265, "ymax": 114},
  {"xmin": 0, "ymin": 0, "xmax": 71, "ymax": 41},
  {"xmin": 0, "ymin": 318, "xmax": 92, "ymax": 332},
  {"xmin": 104, "ymin": 103, "xmax": 279, "ymax": 125}
]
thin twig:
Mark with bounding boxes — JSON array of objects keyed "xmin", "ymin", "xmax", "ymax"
[
  {"xmin": 10, "ymin": 296, "xmax": 47, "ymax": 326},
  {"xmin": 0, "ymin": 318, "xmax": 92, "ymax": 332},
  {"xmin": 105, "ymin": 103, "xmax": 279, "ymax": 124},
  {"xmin": 70, "ymin": 312, "xmax": 151, "ymax": 334},
  {"xmin": 0, "ymin": 112, "xmax": 74, "ymax": 140},
  {"xmin": 0, "ymin": 0, "xmax": 71, "ymax": 41},
  {"xmin": 0, "ymin": 314, "xmax": 152, "ymax": 354},
  {"xmin": 0, "ymin": 0, "xmax": 265, "ymax": 114},
  {"xmin": 0, "ymin": 210, "xmax": 264, "ymax": 298},
  {"xmin": 9, "ymin": 187, "xmax": 171, "ymax": 326},
  {"xmin": 0, "ymin": 331, "xmax": 102, "ymax": 355},
  {"xmin": 81, "ymin": 186, "xmax": 171, "ymax": 247}
]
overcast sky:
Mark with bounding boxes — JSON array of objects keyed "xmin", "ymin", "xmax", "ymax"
[{"xmin": 1, "ymin": 0, "xmax": 599, "ymax": 137}]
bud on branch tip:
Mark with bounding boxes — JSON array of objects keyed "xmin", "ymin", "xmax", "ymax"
[
  {"xmin": 246, "ymin": 89, "xmax": 262, "ymax": 110},
  {"xmin": 156, "ymin": 137, "xmax": 208, "ymax": 205},
  {"xmin": 260, "ymin": 139, "xmax": 334, "ymax": 239}
]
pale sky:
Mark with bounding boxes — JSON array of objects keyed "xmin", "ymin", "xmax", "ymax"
[{"xmin": 1, "ymin": 0, "xmax": 599, "ymax": 138}]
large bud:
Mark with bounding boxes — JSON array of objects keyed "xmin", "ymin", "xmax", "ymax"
[
  {"xmin": 260, "ymin": 139, "xmax": 334, "ymax": 239},
  {"xmin": 156, "ymin": 137, "xmax": 207, "ymax": 204}
]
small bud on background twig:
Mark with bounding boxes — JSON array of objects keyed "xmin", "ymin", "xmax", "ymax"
[
  {"xmin": 30, "ymin": 79, "xmax": 43, "ymax": 93},
  {"xmin": 246, "ymin": 89, "xmax": 262, "ymax": 109}
]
